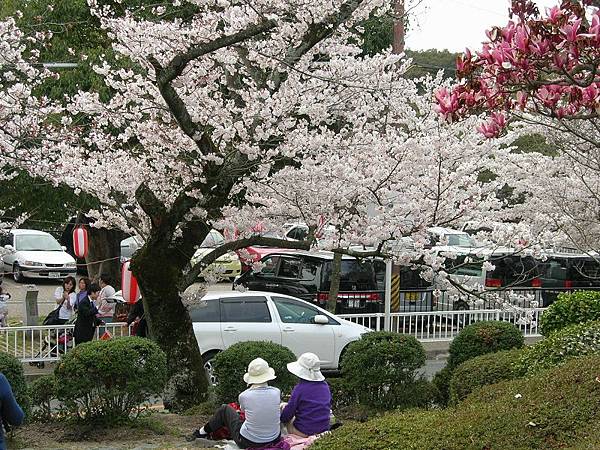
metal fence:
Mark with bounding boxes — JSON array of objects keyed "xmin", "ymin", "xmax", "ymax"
[
  {"xmin": 338, "ymin": 308, "xmax": 546, "ymax": 341},
  {"xmin": 0, "ymin": 322, "xmax": 131, "ymax": 363}
]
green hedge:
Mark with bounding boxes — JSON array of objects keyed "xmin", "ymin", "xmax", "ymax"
[
  {"xmin": 213, "ymin": 341, "xmax": 296, "ymax": 404},
  {"xmin": 539, "ymin": 291, "xmax": 600, "ymax": 336},
  {"xmin": 448, "ymin": 321, "xmax": 524, "ymax": 370},
  {"xmin": 311, "ymin": 355, "xmax": 600, "ymax": 450},
  {"xmin": 55, "ymin": 337, "xmax": 167, "ymax": 422},
  {"xmin": 518, "ymin": 320, "xmax": 600, "ymax": 374},
  {"xmin": 449, "ymin": 348, "xmax": 525, "ymax": 404},
  {"xmin": 28, "ymin": 374, "xmax": 57, "ymax": 422},
  {"xmin": 341, "ymin": 332, "xmax": 432, "ymax": 410},
  {"xmin": 434, "ymin": 321, "xmax": 524, "ymax": 406},
  {"xmin": 0, "ymin": 352, "xmax": 30, "ymax": 419}
]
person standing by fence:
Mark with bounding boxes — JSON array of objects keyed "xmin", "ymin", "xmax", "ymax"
[{"xmin": 74, "ymin": 283, "xmax": 100, "ymax": 345}]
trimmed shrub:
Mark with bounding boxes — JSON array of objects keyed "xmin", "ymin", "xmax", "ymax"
[
  {"xmin": 311, "ymin": 355, "xmax": 600, "ymax": 450},
  {"xmin": 432, "ymin": 366, "xmax": 453, "ymax": 407},
  {"xmin": 518, "ymin": 320, "xmax": 600, "ymax": 374},
  {"xmin": 448, "ymin": 321, "xmax": 524, "ymax": 370},
  {"xmin": 326, "ymin": 377, "xmax": 357, "ymax": 411},
  {"xmin": 55, "ymin": 337, "xmax": 167, "ymax": 422},
  {"xmin": 539, "ymin": 290, "xmax": 600, "ymax": 336},
  {"xmin": 28, "ymin": 375, "xmax": 57, "ymax": 422},
  {"xmin": 449, "ymin": 348, "xmax": 525, "ymax": 404},
  {"xmin": 341, "ymin": 332, "xmax": 430, "ymax": 410},
  {"xmin": 213, "ymin": 341, "xmax": 296, "ymax": 404},
  {"xmin": 0, "ymin": 352, "xmax": 30, "ymax": 419}
]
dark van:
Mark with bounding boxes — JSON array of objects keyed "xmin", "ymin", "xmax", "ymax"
[
  {"xmin": 538, "ymin": 254, "xmax": 600, "ymax": 306},
  {"xmin": 233, "ymin": 251, "xmax": 382, "ymax": 313}
]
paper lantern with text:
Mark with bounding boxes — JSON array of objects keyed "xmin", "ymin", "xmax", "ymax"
[
  {"xmin": 121, "ymin": 261, "xmax": 141, "ymax": 304},
  {"xmin": 73, "ymin": 226, "xmax": 88, "ymax": 258}
]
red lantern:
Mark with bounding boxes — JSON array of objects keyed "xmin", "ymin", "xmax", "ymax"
[
  {"xmin": 121, "ymin": 261, "xmax": 141, "ymax": 304},
  {"xmin": 73, "ymin": 226, "xmax": 88, "ymax": 258}
]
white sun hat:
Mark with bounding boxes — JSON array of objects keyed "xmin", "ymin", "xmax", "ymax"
[
  {"xmin": 243, "ymin": 358, "xmax": 277, "ymax": 385},
  {"xmin": 287, "ymin": 353, "xmax": 325, "ymax": 382}
]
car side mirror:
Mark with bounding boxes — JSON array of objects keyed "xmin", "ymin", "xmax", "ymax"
[
  {"xmin": 4, "ymin": 245, "xmax": 13, "ymax": 252},
  {"xmin": 313, "ymin": 314, "xmax": 329, "ymax": 325},
  {"xmin": 61, "ymin": 246, "xmax": 67, "ymax": 252}
]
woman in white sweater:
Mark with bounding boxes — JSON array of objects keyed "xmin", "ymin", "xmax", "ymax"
[{"xmin": 52, "ymin": 276, "xmax": 77, "ymax": 324}]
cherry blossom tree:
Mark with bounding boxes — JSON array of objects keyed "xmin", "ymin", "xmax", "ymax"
[{"xmin": 0, "ymin": 1, "xmax": 532, "ymax": 409}]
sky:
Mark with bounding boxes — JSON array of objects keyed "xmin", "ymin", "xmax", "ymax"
[{"xmin": 405, "ymin": 0, "xmax": 559, "ymax": 52}]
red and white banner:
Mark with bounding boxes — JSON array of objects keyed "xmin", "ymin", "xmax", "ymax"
[
  {"xmin": 73, "ymin": 226, "xmax": 88, "ymax": 258},
  {"xmin": 121, "ymin": 261, "xmax": 141, "ymax": 304}
]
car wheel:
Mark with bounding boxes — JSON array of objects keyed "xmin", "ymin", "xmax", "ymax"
[
  {"xmin": 202, "ymin": 352, "xmax": 219, "ymax": 386},
  {"xmin": 13, "ymin": 263, "xmax": 24, "ymax": 283}
]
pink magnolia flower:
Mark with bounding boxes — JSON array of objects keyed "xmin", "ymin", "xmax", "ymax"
[
  {"xmin": 434, "ymin": 87, "xmax": 460, "ymax": 118},
  {"xmin": 546, "ymin": 6, "xmax": 563, "ymax": 24},
  {"xmin": 561, "ymin": 18, "xmax": 582, "ymax": 43}
]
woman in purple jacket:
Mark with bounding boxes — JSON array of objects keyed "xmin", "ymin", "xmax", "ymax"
[{"xmin": 280, "ymin": 353, "xmax": 331, "ymax": 437}]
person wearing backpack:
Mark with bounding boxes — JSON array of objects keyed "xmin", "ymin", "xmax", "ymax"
[{"xmin": 0, "ymin": 373, "xmax": 24, "ymax": 450}]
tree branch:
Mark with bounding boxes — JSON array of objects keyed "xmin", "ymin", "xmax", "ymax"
[
  {"xmin": 181, "ymin": 236, "xmax": 312, "ymax": 288},
  {"xmin": 135, "ymin": 183, "xmax": 168, "ymax": 228},
  {"xmin": 149, "ymin": 19, "xmax": 277, "ymax": 150}
]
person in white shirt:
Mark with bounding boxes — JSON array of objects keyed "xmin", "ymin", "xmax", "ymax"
[
  {"xmin": 53, "ymin": 276, "xmax": 76, "ymax": 324},
  {"xmin": 96, "ymin": 274, "xmax": 116, "ymax": 318},
  {"xmin": 187, "ymin": 358, "xmax": 282, "ymax": 448}
]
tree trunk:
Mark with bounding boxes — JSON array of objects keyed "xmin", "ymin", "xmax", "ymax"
[
  {"xmin": 131, "ymin": 239, "xmax": 208, "ymax": 411},
  {"xmin": 327, "ymin": 252, "xmax": 343, "ymax": 313},
  {"xmin": 85, "ymin": 227, "xmax": 125, "ymax": 288}
]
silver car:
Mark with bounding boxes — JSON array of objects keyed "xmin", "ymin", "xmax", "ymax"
[{"xmin": 0, "ymin": 229, "xmax": 77, "ymax": 283}]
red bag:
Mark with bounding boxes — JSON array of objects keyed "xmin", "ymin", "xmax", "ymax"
[{"xmin": 210, "ymin": 402, "xmax": 245, "ymax": 440}]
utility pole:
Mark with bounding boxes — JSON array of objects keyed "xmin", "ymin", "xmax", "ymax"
[{"xmin": 392, "ymin": 0, "xmax": 405, "ymax": 55}]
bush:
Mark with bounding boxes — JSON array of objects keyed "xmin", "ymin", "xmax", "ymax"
[
  {"xmin": 55, "ymin": 337, "xmax": 167, "ymax": 422},
  {"xmin": 539, "ymin": 290, "xmax": 600, "ymax": 336},
  {"xmin": 325, "ymin": 377, "xmax": 358, "ymax": 411},
  {"xmin": 311, "ymin": 355, "xmax": 600, "ymax": 450},
  {"xmin": 432, "ymin": 366, "xmax": 452, "ymax": 406},
  {"xmin": 448, "ymin": 321, "xmax": 524, "ymax": 370},
  {"xmin": 449, "ymin": 348, "xmax": 525, "ymax": 404},
  {"xmin": 28, "ymin": 375, "xmax": 57, "ymax": 422},
  {"xmin": 518, "ymin": 320, "xmax": 600, "ymax": 374},
  {"xmin": 341, "ymin": 332, "xmax": 430, "ymax": 410},
  {"xmin": 213, "ymin": 341, "xmax": 296, "ymax": 404},
  {"xmin": 0, "ymin": 352, "xmax": 30, "ymax": 419}
]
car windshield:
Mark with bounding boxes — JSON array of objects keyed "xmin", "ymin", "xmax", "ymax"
[
  {"xmin": 200, "ymin": 231, "xmax": 225, "ymax": 248},
  {"xmin": 15, "ymin": 234, "xmax": 62, "ymax": 251},
  {"xmin": 446, "ymin": 234, "xmax": 476, "ymax": 247}
]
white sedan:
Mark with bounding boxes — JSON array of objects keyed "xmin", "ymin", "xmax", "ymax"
[
  {"xmin": 189, "ymin": 291, "xmax": 371, "ymax": 384},
  {"xmin": 0, "ymin": 229, "xmax": 77, "ymax": 282}
]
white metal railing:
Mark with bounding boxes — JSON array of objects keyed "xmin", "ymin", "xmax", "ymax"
[
  {"xmin": 0, "ymin": 322, "xmax": 132, "ymax": 363},
  {"xmin": 339, "ymin": 308, "xmax": 546, "ymax": 341}
]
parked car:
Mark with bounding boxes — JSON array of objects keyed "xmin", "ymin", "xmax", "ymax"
[
  {"xmin": 537, "ymin": 251, "xmax": 600, "ymax": 306},
  {"xmin": 120, "ymin": 236, "xmax": 144, "ymax": 263},
  {"xmin": 190, "ymin": 230, "xmax": 241, "ymax": 281},
  {"xmin": 234, "ymin": 251, "xmax": 382, "ymax": 313},
  {"xmin": 0, "ymin": 229, "xmax": 77, "ymax": 282},
  {"xmin": 235, "ymin": 230, "xmax": 290, "ymax": 272},
  {"xmin": 190, "ymin": 291, "xmax": 371, "ymax": 383}
]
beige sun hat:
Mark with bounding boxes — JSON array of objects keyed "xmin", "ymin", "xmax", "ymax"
[
  {"xmin": 243, "ymin": 358, "xmax": 277, "ymax": 384},
  {"xmin": 287, "ymin": 352, "xmax": 325, "ymax": 382}
]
